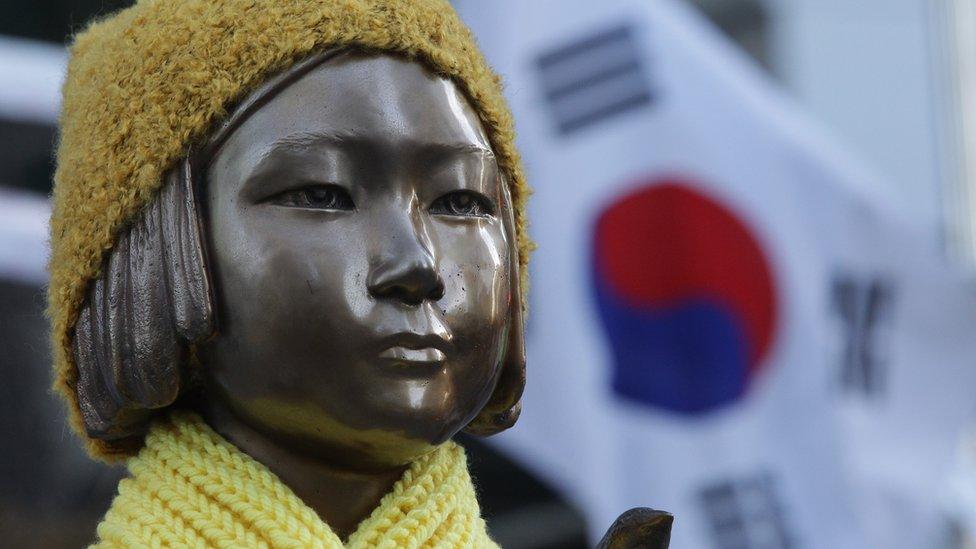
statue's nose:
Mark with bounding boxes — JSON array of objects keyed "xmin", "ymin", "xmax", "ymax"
[
  {"xmin": 367, "ymin": 211, "xmax": 445, "ymax": 306},
  {"xmin": 368, "ymin": 255, "xmax": 445, "ymax": 305}
]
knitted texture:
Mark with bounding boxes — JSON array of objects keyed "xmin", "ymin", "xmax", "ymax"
[
  {"xmin": 93, "ymin": 412, "xmax": 499, "ymax": 548},
  {"xmin": 49, "ymin": 0, "xmax": 531, "ymax": 460}
]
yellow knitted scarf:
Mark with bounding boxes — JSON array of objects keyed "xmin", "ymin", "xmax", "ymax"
[{"xmin": 92, "ymin": 412, "xmax": 498, "ymax": 548}]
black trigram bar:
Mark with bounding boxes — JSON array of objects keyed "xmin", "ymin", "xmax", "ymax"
[
  {"xmin": 535, "ymin": 24, "xmax": 654, "ymax": 135},
  {"xmin": 699, "ymin": 471, "xmax": 794, "ymax": 549},
  {"xmin": 832, "ymin": 275, "xmax": 893, "ymax": 397}
]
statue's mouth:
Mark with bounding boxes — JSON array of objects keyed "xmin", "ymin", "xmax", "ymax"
[
  {"xmin": 378, "ymin": 345, "xmax": 446, "ymax": 365},
  {"xmin": 375, "ymin": 332, "xmax": 451, "ymax": 370}
]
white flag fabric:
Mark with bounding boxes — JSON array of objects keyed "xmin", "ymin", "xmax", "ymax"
[
  {"xmin": 0, "ymin": 188, "xmax": 50, "ymax": 285},
  {"xmin": 453, "ymin": 1, "xmax": 976, "ymax": 547}
]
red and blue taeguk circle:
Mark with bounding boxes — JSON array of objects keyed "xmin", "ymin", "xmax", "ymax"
[{"xmin": 591, "ymin": 178, "xmax": 777, "ymax": 414}]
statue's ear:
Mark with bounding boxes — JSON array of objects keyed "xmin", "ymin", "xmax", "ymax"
[
  {"xmin": 464, "ymin": 175, "xmax": 526, "ymax": 437},
  {"xmin": 73, "ymin": 157, "xmax": 214, "ymax": 441}
]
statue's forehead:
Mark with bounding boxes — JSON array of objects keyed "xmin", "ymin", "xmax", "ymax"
[{"xmin": 227, "ymin": 53, "xmax": 492, "ymax": 156}]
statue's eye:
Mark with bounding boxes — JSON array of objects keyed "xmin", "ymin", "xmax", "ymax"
[
  {"xmin": 430, "ymin": 191, "xmax": 494, "ymax": 217},
  {"xmin": 271, "ymin": 184, "xmax": 355, "ymax": 210}
]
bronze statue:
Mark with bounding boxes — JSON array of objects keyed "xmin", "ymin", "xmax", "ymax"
[
  {"xmin": 49, "ymin": 1, "xmax": 671, "ymax": 546},
  {"xmin": 71, "ymin": 49, "xmax": 527, "ymax": 539}
]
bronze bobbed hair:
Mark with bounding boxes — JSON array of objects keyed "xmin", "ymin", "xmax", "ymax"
[{"xmin": 71, "ymin": 49, "xmax": 526, "ymax": 447}]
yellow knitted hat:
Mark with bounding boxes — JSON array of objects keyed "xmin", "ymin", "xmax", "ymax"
[{"xmin": 49, "ymin": 0, "xmax": 530, "ymax": 460}]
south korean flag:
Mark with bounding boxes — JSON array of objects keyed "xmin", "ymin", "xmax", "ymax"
[{"xmin": 454, "ymin": 1, "xmax": 976, "ymax": 548}]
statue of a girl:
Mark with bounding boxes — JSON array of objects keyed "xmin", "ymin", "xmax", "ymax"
[{"xmin": 48, "ymin": 1, "xmax": 670, "ymax": 546}]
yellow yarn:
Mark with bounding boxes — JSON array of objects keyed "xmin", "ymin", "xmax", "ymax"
[
  {"xmin": 49, "ymin": 0, "xmax": 532, "ymax": 461},
  {"xmin": 93, "ymin": 412, "xmax": 499, "ymax": 548}
]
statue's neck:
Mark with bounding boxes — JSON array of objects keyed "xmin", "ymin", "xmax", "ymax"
[{"xmin": 200, "ymin": 403, "xmax": 407, "ymax": 541}]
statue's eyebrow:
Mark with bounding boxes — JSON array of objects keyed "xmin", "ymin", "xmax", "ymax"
[
  {"xmin": 270, "ymin": 129, "xmax": 357, "ymax": 151},
  {"xmin": 262, "ymin": 130, "xmax": 496, "ymax": 160}
]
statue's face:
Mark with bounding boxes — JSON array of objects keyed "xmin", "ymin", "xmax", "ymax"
[{"xmin": 200, "ymin": 52, "xmax": 514, "ymax": 469}]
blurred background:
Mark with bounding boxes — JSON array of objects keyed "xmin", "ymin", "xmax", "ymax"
[{"xmin": 3, "ymin": 0, "xmax": 976, "ymax": 547}]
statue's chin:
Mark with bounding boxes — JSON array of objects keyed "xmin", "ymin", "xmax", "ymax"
[{"xmin": 227, "ymin": 397, "xmax": 445, "ymax": 471}]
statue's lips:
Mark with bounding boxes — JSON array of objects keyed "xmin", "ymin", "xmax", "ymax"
[
  {"xmin": 375, "ymin": 333, "xmax": 451, "ymax": 369},
  {"xmin": 378, "ymin": 346, "xmax": 446, "ymax": 364}
]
